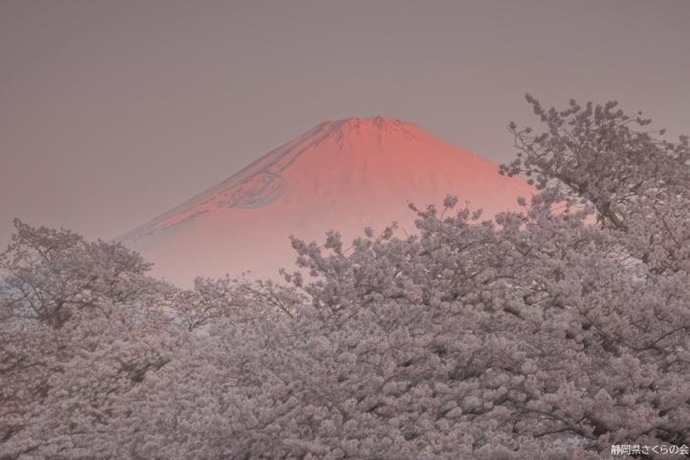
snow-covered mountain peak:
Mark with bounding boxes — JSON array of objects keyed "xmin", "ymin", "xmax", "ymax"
[
  {"xmin": 121, "ymin": 117, "xmax": 535, "ymax": 285},
  {"xmin": 313, "ymin": 116, "xmax": 419, "ymax": 137}
]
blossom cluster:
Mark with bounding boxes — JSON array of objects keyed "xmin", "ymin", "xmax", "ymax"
[{"xmin": 1, "ymin": 96, "xmax": 688, "ymax": 459}]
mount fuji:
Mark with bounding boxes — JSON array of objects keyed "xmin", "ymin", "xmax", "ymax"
[{"xmin": 121, "ymin": 117, "xmax": 534, "ymax": 286}]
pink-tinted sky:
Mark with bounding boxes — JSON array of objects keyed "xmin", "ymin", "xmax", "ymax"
[{"xmin": 1, "ymin": 0, "xmax": 689, "ymax": 249}]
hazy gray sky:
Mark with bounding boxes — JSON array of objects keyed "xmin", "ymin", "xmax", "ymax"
[{"xmin": 2, "ymin": 0, "xmax": 689, "ymax": 249}]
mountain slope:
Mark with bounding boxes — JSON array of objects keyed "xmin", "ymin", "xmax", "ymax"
[{"xmin": 122, "ymin": 117, "xmax": 534, "ymax": 286}]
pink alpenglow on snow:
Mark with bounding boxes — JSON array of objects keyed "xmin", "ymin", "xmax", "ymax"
[{"xmin": 120, "ymin": 117, "xmax": 535, "ymax": 285}]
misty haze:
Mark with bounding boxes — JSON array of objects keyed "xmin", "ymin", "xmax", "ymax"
[{"xmin": 2, "ymin": 1, "xmax": 689, "ymax": 459}]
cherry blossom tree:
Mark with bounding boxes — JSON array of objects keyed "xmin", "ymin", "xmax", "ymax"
[
  {"xmin": 501, "ymin": 95, "xmax": 690, "ymax": 274},
  {"xmin": 1, "ymin": 96, "xmax": 688, "ymax": 459},
  {"xmin": 262, "ymin": 96, "xmax": 689, "ymax": 458},
  {"xmin": 279, "ymin": 190, "xmax": 688, "ymax": 458},
  {"xmin": 0, "ymin": 220, "xmax": 176, "ymax": 458}
]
